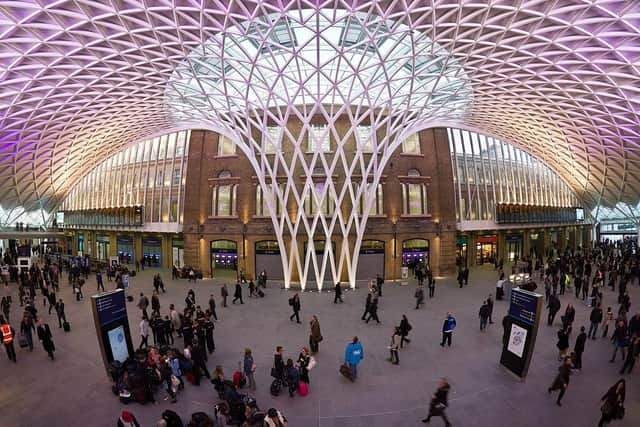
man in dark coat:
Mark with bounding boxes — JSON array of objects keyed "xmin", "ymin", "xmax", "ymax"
[
  {"xmin": 233, "ymin": 282, "xmax": 243, "ymax": 304},
  {"xmin": 204, "ymin": 315, "xmax": 215, "ymax": 354},
  {"xmin": 365, "ymin": 297, "xmax": 380, "ymax": 324},
  {"xmin": 190, "ymin": 339, "xmax": 210, "ymax": 385},
  {"xmin": 547, "ymin": 293, "xmax": 561, "ymax": 326},
  {"xmin": 548, "ymin": 357, "xmax": 572, "ymax": 406},
  {"xmin": 36, "ymin": 320, "xmax": 55, "ymax": 360},
  {"xmin": 573, "ymin": 326, "xmax": 587, "ymax": 371},
  {"xmin": 334, "ymin": 282, "xmax": 343, "ymax": 303},
  {"xmin": 361, "ymin": 292, "xmax": 372, "ymax": 320}
]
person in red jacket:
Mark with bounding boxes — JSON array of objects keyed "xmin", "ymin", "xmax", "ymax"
[
  {"xmin": 1, "ymin": 315, "xmax": 17, "ymax": 362},
  {"xmin": 117, "ymin": 410, "xmax": 140, "ymax": 427}
]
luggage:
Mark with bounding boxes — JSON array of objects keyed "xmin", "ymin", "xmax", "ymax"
[
  {"xmin": 270, "ymin": 379, "xmax": 282, "ymax": 396},
  {"xmin": 18, "ymin": 334, "xmax": 28, "ymax": 348},
  {"xmin": 298, "ymin": 380, "xmax": 308, "ymax": 396},
  {"xmin": 339, "ymin": 363, "xmax": 353, "ymax": 380},
  {"xmin": 126, "ymin": 295, "xmax": 134, "ymax": 302},
  {"xmin": 63, "ymin": 321, "xmax": 70, "ymax": 332},
  {"xmin": 162, "ymin": 409, "xmax": 184, "ymax": 427},
  {"xmin": 258, "ymin": 289, "xmax": 264, "ymax": 298},
  {"xmin": 233, "ymin": 370, "xmax": 246, "ymax": 388}
]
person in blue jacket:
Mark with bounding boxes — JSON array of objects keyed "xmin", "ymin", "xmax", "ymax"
[
  {"xmin": 440, "ymin": 312, "xmax": 457, "ymax": 347},
  {"xmin": 344, "ymin": 336, "xmax": 364, "ymax": 381}
]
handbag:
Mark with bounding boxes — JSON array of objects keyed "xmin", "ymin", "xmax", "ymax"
[
  {"xmin": 316, "ymin": 335, "xmax": 323, "ymax": 343},
  {"xmin": 171, "ymin": 375, "xmax": 181, "ymax": 388},
  {"xmin": 307, "ymin": 356, "xmax": 317, "ymax": 370}
]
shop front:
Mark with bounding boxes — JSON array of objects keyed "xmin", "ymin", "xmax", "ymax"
[
  {"xmin": 172, "ymin": 239, "xmax": 184, "ymax": 268},
  {"xmin": 142, "ymin": 236, "xmax": 162, "ymax": 267},
  {"xmin": 117, "ymin": 236, "xmax": 134, "ymax": 264},
  {"xmin": 356, "ymin": 240, "xmax": 385, "ymax": 280},
  {"xmin": 77, "ymin": 233, "xmax": 84, "ymax": 256},
  {"xmin": 402, "ymin": 238, "xmax": 430, "ymax": 272},
  {"xmin": 255, "ymin": 240, "xmax": 284, "ymax": 281},
  {"xmin": 210, "ymin": 240, "xmax": 238, "ymax": 278},
  {"xmin": 505, "ymin": 233, "xmax": 523, "ymax": 262},
  {"xmin": 96, "ymin": 235, "xmax": 111, "ymax": 261},
  {"xmin": 476, "ymin": 234, "xmax": 497, "ymax": 265}
]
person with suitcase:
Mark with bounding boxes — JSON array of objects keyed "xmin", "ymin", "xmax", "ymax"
[
  {"xmin": 285, "ymin": 358, "xmax": 299, "ymax": 397},
  {"xmin": 344, "ymin": 336, "xmax": 364, "ymax": 381},
  {"xmin": 36, "ymin": 319, "xmax": 55, "ymax": 360}
]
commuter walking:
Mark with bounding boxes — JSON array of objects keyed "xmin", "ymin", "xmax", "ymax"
[
  {"xmin": 221, "ymin": 284, "xmax": 228, "ymax": 308},
  {"xmin": 440, "ymin": 312, "xmax": 457, "ymax": 347},
  {"xmin": 399, "ymin": 314, "xmax": 412, "ymax": 348},
  {"xmin": 609, "ymin": 320, "xmax": 628, "ymax": 363},
  {"xmin": 151, "ymin": 290, "xmax": 160, "ymax": 317},
  {"xmin": 361, "ymin": 292, "xmax": 372, "ymax": 320},
  {"xmin": 602, "ymin": 307, "xmax": 614, "ymax": 337},
  {"xmin": 388, "ymin": 327, "xmax": 400, "ymax": 365},
  {"xmin": 96, "ymin": 270, "xmax": 104, "ymax": 292},
  {"xmin": 573, "ymin": 326, "xmax": 587, "ymax": 371},
  {"xmin": 333, "ymin": 282, "xmax": 343, "ymax": 303},
  {"xmin": 54, "ymin": 299, "xmax": 66, "ymax": 328},
  {"xmin": 365, "ymin": 296, "xmax": 380, "ymax": 324},
  {"xmin": 619, "ymin": 335, "xmax": 639, "ymax": 375},
  {"xmin": 479, "ymin": 300, "xmax": 490, "ymax": 331},
  {"xmin": 548, "ymin": 356, "xmax": 572, "ymax": 406},
  {"xmin": 547, "ymin": 293, "xmax": 561, "ymax": 326},
  {"xmin": 289, "ymin": 293, "xmax": 301, "ymax": 323},
  {"xmin": 344, "ymin": 336, "xmax": 364, "ymax": 381},
  {"xmin": 138, "ymin": 316, "xmax": 149, "ymax": 350},
  {"xmin": 244, "ymin": 348, "xmax": 257, "ymax": 391},
  {"xmin": 557, "ymin": 327, "xmax": 570, "ymax": 361},
  {"xmin": 422, "ymin": 378, "xmax": 452, "ymax": 426},
  {"xmin": 208, "ymin": 294, "xmax": 218, "ymax": 321},
  {"xmin": 589, "ymin": 304, "xmax": 603, "ymax": 339},
  {"xmin": 487, "ymin": 294, "xmax": 494, "ymax": 323},
  {"xmin": 36, "ymin": 320, "xmax": 55, "ymax": 360},
  {"xmin": 1, "ymin": 316, "xmax": 17, "ymax": 362},
  {"xmin": 233, "ymin": 282, "xmax": 244, "ymax": 304},
  {"xmin": 376, "ymin": 274, "xmax": 384, "ymax": 296},
  {"xmin": 598, "ymin": 379, "xmax": 626, "ymax": 427},
  {"xmin": 415, "ymin": 285, "xmax": 425, "ymax": 309},
  {"xmin": 309, "ymin": 315, "xmax": 322, "ymax": 353},
  {"xmin": 428, "ymin": 276, "xmax": 436, "ymax": 298},
  {"xmin": 20, "ymin": 313, "xmax": 35, "ymax": 351},
  {"xmin": 137, "ymin": 292, "xmax": 149, "ymax": 318}
]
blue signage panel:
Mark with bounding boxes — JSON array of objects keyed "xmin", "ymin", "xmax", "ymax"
[
  {"xmin": 95, "ymin": 290, "xmax": 127, "ymax": 326},
  {"xmin": 509, "ymin": 288, "xmax": 538, "ymax": 326},
  {"xmin": 506, "ymin": 234, "xmax": 523, "ymax": 242}
]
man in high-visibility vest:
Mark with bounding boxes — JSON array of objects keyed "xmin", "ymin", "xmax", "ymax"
[{"xmin": 1, "ymin": 315, "xmax": 17, "ymax": 362}]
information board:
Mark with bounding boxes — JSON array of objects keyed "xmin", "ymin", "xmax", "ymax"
[
  {"xmin": 508, "ymin": 288, "xmax": 538, "ymax": 326},
  {"xmin": 95, "ymin": 290, "xmax": 127, "ymax": 327}
]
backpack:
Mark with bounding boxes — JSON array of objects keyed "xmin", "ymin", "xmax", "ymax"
[{"xmin": 288, "ymin": 298, "xmax": 294, "ymax": 306}]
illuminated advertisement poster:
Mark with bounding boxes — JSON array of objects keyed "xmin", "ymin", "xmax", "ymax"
[
  {"xmin": 107, "ymin": 325, "xmax": 129, "ymax": 363},
  {"xmin": 507, "ymin": 323, "xmax": 527, "ymax": 358}
]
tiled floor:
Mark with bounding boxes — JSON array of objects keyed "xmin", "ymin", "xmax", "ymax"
[{"xmin": 1, "ymin": 264, "xmax": 637, "ymax": 426}]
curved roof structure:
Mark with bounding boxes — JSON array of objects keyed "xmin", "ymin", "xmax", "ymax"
[{"xmin": 1, "ymin": 1, "xmax": 639, "ymax": 222}]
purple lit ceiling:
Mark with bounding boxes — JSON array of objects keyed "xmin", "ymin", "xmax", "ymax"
[{"xmin": 0, "ymin": 0, "xmax": 639, "ymax": 219}]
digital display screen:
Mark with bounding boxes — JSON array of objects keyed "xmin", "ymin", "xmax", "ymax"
[
  {"xmin": 55, "ymin": 211, "xmax": 64, "ymax": 225},
  {"xmin": 95, "ymin": 290, "xmax": 127, "ymax": 327},
  {"xmin": 108, "ymin": 325, "xmax": 129, "ymax": 363},
  {"xmin": 576, "ymin": 208, "xmax": 584, "ymax": 221}
]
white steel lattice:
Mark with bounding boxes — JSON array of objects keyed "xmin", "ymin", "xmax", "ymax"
[{"xmin": 0, "ymin": 2, "xmax": 639, "ymax": 238}]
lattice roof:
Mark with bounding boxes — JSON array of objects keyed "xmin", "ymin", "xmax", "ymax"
[{"xmin": 0, "ymin": 1, "xmax": 639, "ymax": 222}]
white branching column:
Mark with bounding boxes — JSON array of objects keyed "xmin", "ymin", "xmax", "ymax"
[{"xmin": 166, "ymin": 8, "xmax": 471, "ymax": 289}]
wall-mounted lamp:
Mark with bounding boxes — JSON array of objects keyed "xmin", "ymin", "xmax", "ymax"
[
  {"xmin": 391, "ymin": 221, "xmax": 397, "ymax": 259},
  {"xmin": 435, "ymin": 220, "xmax": 441, "ymax": 237},
  {"xmin": 242, "ymin": 223, "xmax": 248, "ymax": 261}
]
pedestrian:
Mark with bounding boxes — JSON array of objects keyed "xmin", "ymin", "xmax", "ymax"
[
  {"xmin": 479, "ymin": 300, "xmax": 490, "ymax": 331},
  {"xmin": 1, "ymin": 316, "xmax": 17, "ymax": 363},
  {"xmin": 602, "ymin": 306, "xmax": 614, "ymax": 337},
  {"xmin": 422, "ymin": 378, "xmax": 451, "ymax": 426},
  {"xmin": 139, "ymin": 316, "xmax": 149, "ymax": 349},
  {"xmin": 117, "ymin": 410, "xmax": 141, "ymax": 427},
  {"xmin": 208, "ymin": 294, "xmax": 218, "ymax": 321},
  {"xmin": 273, "ymin": 346, "xmax": 285, "ymax": 381},
  {"xmin": 185, "ymin": 289, "xmax": 195, "ymax": 310},
  {"xmin": 54, "ymin": 299, "xmax": 66, "ymax": 328},
  {"xmin": 265, "ymin": 408, "xmax": 288, "ymax": 427},
  {"xmin": 619, "ymin": 335, "xmax": 639, "ymax": 375},
  {"xmin": 376, "ymin": 274, "xmax": 384, "ymax": 296},
  {"xmin": 440, "ymin": 312, "xmax": 457, "ymax": 347},
  {"xmin": 399, "ymin": 314, "xmax": 412, "ymax": 348},
  {"xmin": 589, "ymin": 303, "xmax": 603, "ymax": 339},
  {"xmin": 609, "ymin": 320, "xmax": 628, "ymax": 363},
  {"xmin": 285, "ymin": 358, "xmax": 299, "ymax": 397},
  {"xmin": 334, "ymin": 282, "xmax": 343, "ymax": 303},
  {"xmin": 365, "ymin": 295, "xmax": 380, "ymax": 324},
  {"xmin": 20, "ymin": 313, "xmax": 35, "ymax": 351},
  {"xmin": 598, "ymin": 379, "xmax": 626, "ymax": 427},
  {"xmin": 297, "ymin": 347, "xmax": 311, "ymax": 383},
  {"xmin": 289, "ymin": 293, "xmax": 301, "ymax": 323},
  {"xmin": 137, "ymin": 292, "xmax": 149, "ymax": 318},
  {"xmin": 547, "ymin": 293, "xmax": 561, "ymax": 326},
  {"xmin": 96, "ymin": 270, "xmax": 104, "ymax": 292},
  {"xmin": 191, "ymin": 339, "xmax": 210, "ymax": 384},
  {"xmin": 361, "ymin": 292, "xmax": 372, "ymax": 320},
  {"xmin": 151, "ymin": 290, "xmax": 160, "ymax": 317},
  {"xmin": 562, "ymin": 303, "xmax": 576, "ymax": 330},
  {"xmin": 244, "ymin": 348, "xmax": 257, "ymax": 390},
  {"xmin": 388, "ymin": 326, "xmax": 400, "ymax": 365},
  {"xmin": 428, "ymin": 276, "xmax": 435, "ymax": 298},
  {"xmin": 163, "ymin": 315, "xmax": 173, "ymax": 345},
  {"xmin": 1, "ymin": 296, "xmax": 11, "ymax": 322},
  {"xmin": 463, "ymin": 266, "xmax": 469, "ymax": 286},
  {"xmin": 556, "ymin": 326, "xmax": 570, "ymax": 361},
  {"xmin": 204, "ymin": 314, "xmax": 215, "ymax": 353},
  {"xmin": 248, "ymin": 280, "xmax": 256, "ymax": 297},
  {"xmin": 233, "ymin": 281, "xmax": 244, "ymax": 304},
  {"xmin": 36, "ymin": 320, "xmax": 55, "ymax": 360},
  {"xmin": 415, "ymin": 285, "xmax": 425, "ymax": 309},
  {"xmin": 309, "ymin": 315, "xmax": 322, "ymax": 353},
  {"xmin": 573, "ymin": 326, "xmax": 587, "ymax": 371},
  {"xmin": 221, "ymin": 284, "xmax": 229, "ymax": 307},
  {"xmin": 169, "ymin": 304, "xmax": 181, "ymax": 337},
  {"xmin": 344, "ymin": 336, "xmax": 364, "ymax": 381},
  {"xmin": 548, "ymin": 356, "xmax": 572, "ymax": 406}
]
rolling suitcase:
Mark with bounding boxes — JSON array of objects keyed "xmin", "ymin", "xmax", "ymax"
[
  {"xmin": 270, "ymin": 378, "xmax": 282, "ymax": 396},
  {"xmin": 257, "ymin": 289, "xmax": 264, "ymax": 298},
  {"xmin": 63, "ymin": 321, "xmax": 70, "ymax": 332},
  {"xmin": 298, "ymin": 380, "xmax": 308, "ymax": 396},
  {"xmin": 18, "ymin": 334, "xmax": 28, "ymax": 348}
]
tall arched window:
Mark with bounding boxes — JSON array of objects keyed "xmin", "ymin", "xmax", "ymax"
[
  {"xmin": 402, "ymin": 169, "xmax": 428, "ymax": 215},
  {"xmin": 212, "ymin": 171, "xmax": 237, "ymax": 216}
]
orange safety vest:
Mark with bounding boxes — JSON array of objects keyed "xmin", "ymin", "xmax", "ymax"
[{"xmin": 1, "ymin": 324, "xmax": 13, "ymax": 344}]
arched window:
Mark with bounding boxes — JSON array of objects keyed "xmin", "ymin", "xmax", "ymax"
[
  {"xmin": 256, "ymin": 184, "xmax": 283, "ymax": 216},
  {"xmin": 402, "ymin": 169, "xmax": 428, "ymax": 215},
  {"xmin": 212, "ymin": 171, "xmax": 237, "ymax": 216},
  {"xmin": 353, "ymin": 182, "xmax": 383, "ymax": 215},
  {"xmin": 218, "ymin": 135, "xmax": 236, "ymax": 156}
]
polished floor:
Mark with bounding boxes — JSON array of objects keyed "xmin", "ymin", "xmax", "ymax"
[{"xmin": 1, "ymin": 264, "xmax": 638, "ymax": 427}]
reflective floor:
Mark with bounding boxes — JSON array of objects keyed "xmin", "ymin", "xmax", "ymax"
[{"xmin": 1, "ymin": 265, "xmax": 638, "ymax": 426}]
